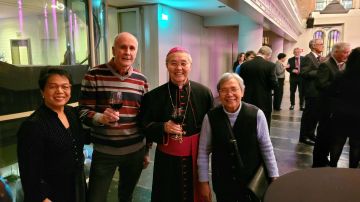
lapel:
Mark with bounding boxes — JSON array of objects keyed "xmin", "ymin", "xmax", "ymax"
[
  {"xmin": 308, "ymin": 53, "xmax": 319, "ymax": 67},
  {"xmin": 289, "ymin": 57, "xmax": 295, "ymax": 67},
  {"xmin": 328, "ymin": 57, "xmax": 340, "ymax": 76}
]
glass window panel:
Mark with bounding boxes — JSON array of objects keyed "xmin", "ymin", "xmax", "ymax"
[
  {"xmin": 0, "ymin": 0, "xmax": 89, "ymax": 66},
  {"xmin": 316, "ymin": 0, "xmax": 353, "ymax": 10},
  {"xmin": 314, "ymin": 31, "xmax": 325, "ymax": 40},
  {"xmin": 327, "ymin": 30, "xmax": 341, "ymax": 54},
  {"xmin": 342, "ymin": 0, "xmax": 353, "ymax": 9}
]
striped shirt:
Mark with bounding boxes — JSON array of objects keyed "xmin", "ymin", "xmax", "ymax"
[{"xmin": 79, "ymin": 60, "xmax": 148, "ymax": 155}]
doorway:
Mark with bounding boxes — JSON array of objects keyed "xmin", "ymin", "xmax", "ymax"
[{"xmin": 10, "ymin": 39, "xmax": 32, "ymax": 65}]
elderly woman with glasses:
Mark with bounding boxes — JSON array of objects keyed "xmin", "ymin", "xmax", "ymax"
[
  {"xmin": 197, "ymin": 72, "xmax": 279, "ymax": 202},
  {"xmin": 139, "ymin": 47, "xmax": 213, "ymax": 202},
  {"xmin": 17, "ymin": 68, "xmax": 86, "ymax": 202}
]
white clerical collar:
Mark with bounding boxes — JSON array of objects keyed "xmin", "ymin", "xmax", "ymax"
[{"xmin": 223, "ymin": 102, "xmax": 242, "ymax": 116}]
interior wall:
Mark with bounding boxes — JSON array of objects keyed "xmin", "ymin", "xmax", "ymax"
[
  {"xmin": 293, "ymin": 9, "xmax": 360, "ymax": 57},
  {"xmin": 155, "ymin": 5, "xmax": 238, "ymax": 94},
  {"xmin": 201, "ymin": 26, "xmax": 238, "ymax": 94},
  {"xmin": 107, "ymin": 6, "xmax": 119, "ymax": 61},
  {"xmin": 0, "ymin": 15, "xmax": 58, "ymax": 64},
  {"xmin": 0, "ymin": 13, "xmax": 88, "ymax": 65},
  {"xmin": 142, "ymin": 5, "xmax": 159, "ymax": 90}
]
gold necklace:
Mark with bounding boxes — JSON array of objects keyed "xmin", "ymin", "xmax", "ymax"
[{"xmin": 167, "ymin": 81, "xmax": 191, "ymax": 143}]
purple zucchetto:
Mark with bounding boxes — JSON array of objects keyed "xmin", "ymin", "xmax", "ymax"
[{"xmin": 166, "ymin": 46, "xmax": 189, "ymax": 57}]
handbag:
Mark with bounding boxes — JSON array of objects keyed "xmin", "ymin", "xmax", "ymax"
[
  {"xmin": 225, "ymin": 119, "xmax": 270, "ymax": 201},
  {"xmin": 247, "ymin": 164, "xmax": 269, "ymax": 200}
]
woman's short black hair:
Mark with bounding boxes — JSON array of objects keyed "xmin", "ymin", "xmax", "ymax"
[
  {"xmin": 277, "ymin": 53, "xmax": 286, "ymax": 60},
  {"xmin": 38, "ymin": 68, "xmax": 73, "ymax": 91}
]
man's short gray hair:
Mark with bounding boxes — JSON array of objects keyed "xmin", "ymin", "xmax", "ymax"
[
  {"xmin": 258, "ymin": 46, "xmax": 272, "ymax": 57},
  {"xmin": 217, "ymin": 73, "xmax": 245, "ymax": 92},
  {"xmin": 331, "ymin": 42, "xmax": 350, "ymax": 55},
  {"xmin": 113, "ymin": 32, "xmax": 138, "ymax": 48},
  {"xmin": 309, "ymin": 38, "xmax": 323, "ymax": 50}
]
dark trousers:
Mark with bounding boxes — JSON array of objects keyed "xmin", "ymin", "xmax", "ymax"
[
  {"xmin": 264, "ymin": 110, "xmax": 272, "ymax": 130},
  {"xmin": 289, "ymin": 77, "xmax": 304, "ymax": 107},
  {"xmin": 87, "ymin": 147, "xmax": 145, "ymax": 202},
  {"xmin": 299, "ymin": 97, "xmax": 319, "ymax": 141},
  {"xmin": 329, "ymin": 114, "xmax": 360, "ymax": 168},
  {"xmin": 273, "ymin": 78, "xmax": 284, "ymax": 110},
  {"xmin": 312, "ymin": 113, "xmax": 331, "ymax": 167}
]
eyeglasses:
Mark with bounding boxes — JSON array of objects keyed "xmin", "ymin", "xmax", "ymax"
[
  {"xmin": 219, "ymin": 88, "xmax": 240, "ymax": 95},
  {"xmin": 46, "ymin": 84, "xmax": 72, "ymax": 91},
  {"xmin": 168, "ymin": 61, "xmax": 190, "ymax": 68}
]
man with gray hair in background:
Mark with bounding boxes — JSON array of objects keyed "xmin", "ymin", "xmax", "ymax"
[
  {"xmin": 312, "ymin": 42, "xmax": 351, "ymax": 167},
  {"xmin": 299, "ymin": 38, "xmax": 324, "ymax": 146},
  {"xmin": 240, "ymin": 46, "xmax": 278, "ymax": 128}
]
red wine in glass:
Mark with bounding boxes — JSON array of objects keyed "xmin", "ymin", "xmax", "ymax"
[
  {"xmin": 171, "ymin": 108, "xmax": 184, "ymax": 124},
  {"xmin": 109, "ymin": 92, "xmax": 123, "ymax": 111},
  {"xmin": 109, "ymin": 92, "xmax": 122, "ymax": 126},
  {"xmin": 111, "ymin": 103, "xmax": 123, "ymax": 110},
  {"xmin": 171, "ymin": 107, "xmax": 185, "ymax": 142}
]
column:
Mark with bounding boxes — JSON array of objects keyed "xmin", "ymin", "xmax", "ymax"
[
  {"xmin": 238, "ymin": 15, "xmax": 263, "ymax": 53},
  {"xmin": 268, "ymin": 32, "xmax": 284, "ymax": 62}
]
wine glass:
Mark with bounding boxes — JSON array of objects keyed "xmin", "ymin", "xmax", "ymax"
[
  {"xmin": 171, "ymin": 107, "xmax": 184, "ymax": 124},
  {"xmin": 170, "ymin": 107, "xmax": 185, "ymax": 142},
  {"xmin": 109, "ymin": 91, "xmax": 123, "ymax": 126}
]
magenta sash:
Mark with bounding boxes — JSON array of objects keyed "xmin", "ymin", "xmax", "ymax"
[{"xmin": 157, "ymin": 134, "xmax": 200, "ymax": 202}]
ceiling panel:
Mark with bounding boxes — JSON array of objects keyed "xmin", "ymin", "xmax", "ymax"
[{"xmin": 107, "ymin": 0, "xmax": 235, "ymax": 17}]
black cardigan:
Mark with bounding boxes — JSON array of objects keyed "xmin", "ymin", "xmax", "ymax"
[{"xmin": 17, "ymin": 104, "xmax": 85, "ymax": 202}]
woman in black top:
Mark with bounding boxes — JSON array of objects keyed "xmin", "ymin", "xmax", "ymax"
[{"xmin": 17, "ymin": 68, "xmax": 86, "ymax": 202}]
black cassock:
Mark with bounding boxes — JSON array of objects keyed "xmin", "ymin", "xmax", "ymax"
[{"xmin": 139, "ymin": 80, "xmax": 213, "ymax": 202}]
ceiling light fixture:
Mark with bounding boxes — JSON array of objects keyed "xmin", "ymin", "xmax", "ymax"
[{"xmin": 51, "ymin": 1, "xmax": 65, "ymax": 11}]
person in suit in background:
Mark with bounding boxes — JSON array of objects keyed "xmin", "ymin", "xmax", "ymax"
[
  {"xmin": 232, "ymin": 52, "xmax": 245, "ymax": 72},
  {"xmin": 312, "ymin": 42, "xmax": 351, "ymax": 167},
  {"xmin": 239, "ymin": 46, "xmax": 278, "ymax": 128},
  {"xmin": 273, "ymin": 53, "xmax": 287, "ymax": 111},
  {"xmin": 287, "ymin": 47, "xmax": 306, "ymax": 110},
  {"xmin": 299, "ymin": 38, "xmax": 324, "ymax": 146},
  {"xmin": 327, "ymin": 47, "xmax": 360, "ymax": 168}
]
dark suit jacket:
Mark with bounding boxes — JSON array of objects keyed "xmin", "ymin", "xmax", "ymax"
[
  {"xmin": 316, "ymin": 56, "xmax": 342, "ymax": 95},
  {"xmin": 287, "ymin": 56, "xmax": 306, "ymax": 81},
  {"xmin": 316, "ymin": 57, "xmax": 344, "ymax": 113},
  {"xmin": 300, "ymin": 52, "xmax": 321, "ymax": 98},
  {"xmin": 239, "ymin": 56, "xmax": 278, "ymax": 113}
]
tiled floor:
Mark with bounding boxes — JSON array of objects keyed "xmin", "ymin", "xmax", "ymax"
[{"xmin": 107, "ymin": 81, "xmax": 349, "ymax": 201}]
